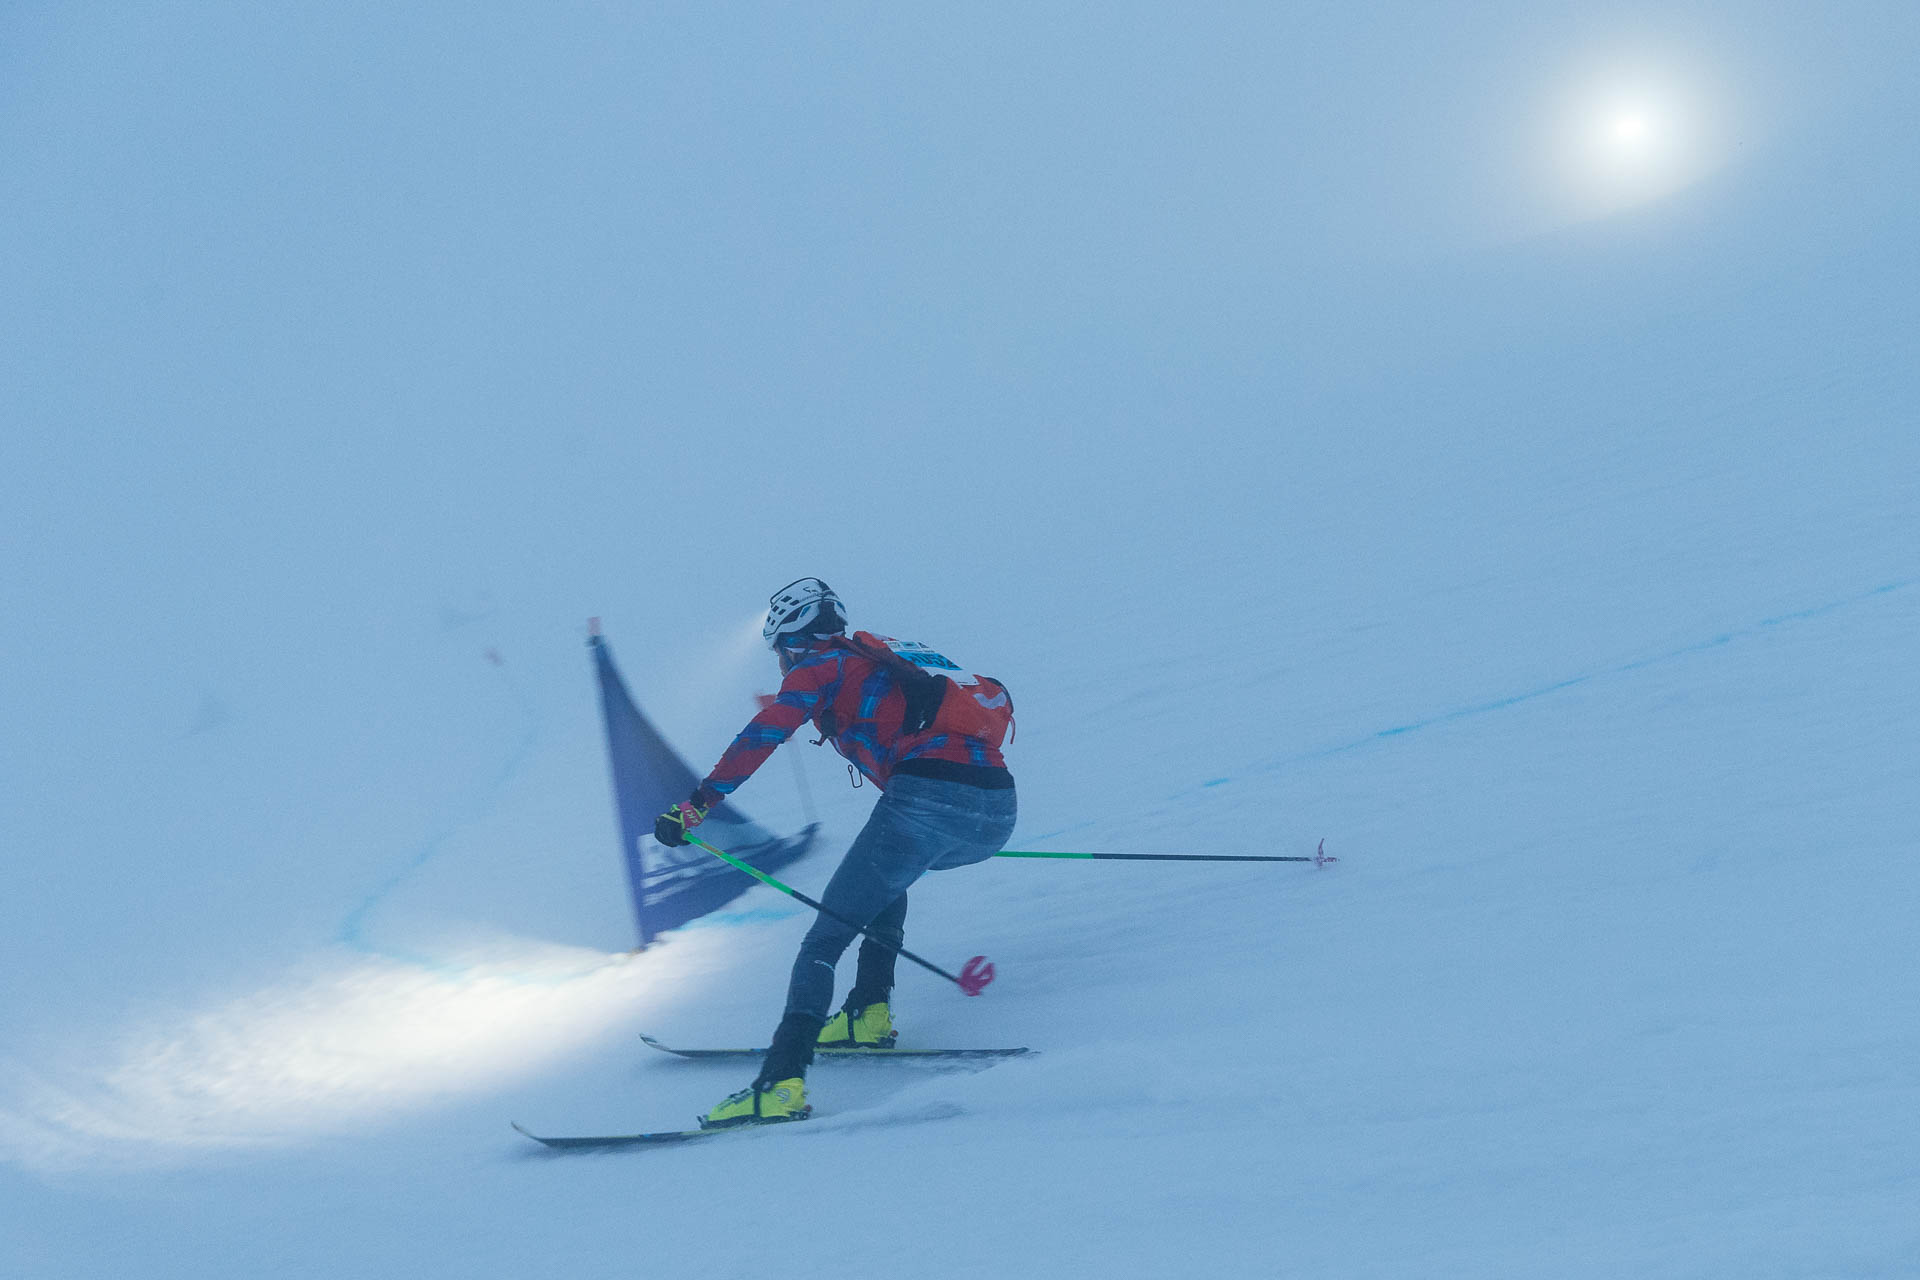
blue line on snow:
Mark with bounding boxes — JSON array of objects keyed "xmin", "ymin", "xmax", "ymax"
[
  {"xmin": 334, "ymin": 706, "xmax": 540, "ymax": 954},
  {"xmin": 681, "ymin": 906, "xmax": 807, "ymax": 928},
  {"xmin": 1268, "ymin": 577, "xmax": 1915, "ymax": 776},
  {"xmin": 1024, "ymin": 576, "xmax": 1916, "ymax": 842},
  {"xmin": 331, "ymin": 672, "xmax": 619, "ymax": 988}
]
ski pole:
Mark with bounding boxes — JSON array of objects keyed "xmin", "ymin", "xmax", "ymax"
[
  {"xmin": 996, "ymin": 839, "xmax": 1337, "ymax": 867},
  {"xmin": 683, "ymin": 833, "xmax": 995, "ymax": 996}
]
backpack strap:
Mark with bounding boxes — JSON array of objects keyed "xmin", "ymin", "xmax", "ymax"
[{"xmin": 839, "ymin": 631, "xmax": 946, "ymax": 735}]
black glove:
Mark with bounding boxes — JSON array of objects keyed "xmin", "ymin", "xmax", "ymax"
[{"xmin": 654, "ymin": 800, "xmax": 709, "ymax": 847}]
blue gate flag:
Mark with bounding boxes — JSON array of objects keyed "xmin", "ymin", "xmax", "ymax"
[{"xmin": 590, "ymin": 625, "xmax": 817, "ymax": 947}]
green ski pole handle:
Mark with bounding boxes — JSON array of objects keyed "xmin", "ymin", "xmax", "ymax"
[
  {"xmin": 996, "ymin": 839, "xmax": 1337, "ymax": 867},
  {"xmin": 683, "ymin": 833, "xmax": 995, "ymax": 996}
]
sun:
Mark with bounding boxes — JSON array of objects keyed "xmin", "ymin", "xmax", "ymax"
[
  {"xmin": 1539, "ymin": 58, "xmax": 1727, "ymax": 220},
  {"xmin": 1605, "ymin": 109, "xmax": 1654, "ymax": 148},
  {"xmin": 1589, "ymin": 96, "xmax": 1675, "ymax": 168}
]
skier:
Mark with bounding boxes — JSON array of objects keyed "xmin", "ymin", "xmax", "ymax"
[{"xmin": 654, "ymin": 578, "xmax": 1017, "ymax": 1128}]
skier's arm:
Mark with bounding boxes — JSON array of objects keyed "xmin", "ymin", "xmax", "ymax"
[{"xmin": 690, "ymin": 657, "xmax": 837, "ymax": 809}]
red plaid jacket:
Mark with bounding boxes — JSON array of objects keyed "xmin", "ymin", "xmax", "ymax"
[{"xmin": 693, "ymin": 634, "xmax": 1008, "ymax": 807}]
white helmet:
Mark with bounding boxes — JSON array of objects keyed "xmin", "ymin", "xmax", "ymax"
[{"xmin": 762, "ymin": 577, "xmax": 847, "ymax": 649}]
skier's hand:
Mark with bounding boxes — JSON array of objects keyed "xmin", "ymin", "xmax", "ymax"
[{"xmin": 654, "ymin": 800, "xmax": 709, "ymax": 847}]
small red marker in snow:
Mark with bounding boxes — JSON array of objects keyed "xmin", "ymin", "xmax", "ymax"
[{"xmin": 958, "ymin": 955, "xmax": 995, "ymax": 996}]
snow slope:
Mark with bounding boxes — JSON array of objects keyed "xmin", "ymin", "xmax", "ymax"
[{"xmin": 4, "ymin": 4, "xmax": 1918, "ymax": 1277}]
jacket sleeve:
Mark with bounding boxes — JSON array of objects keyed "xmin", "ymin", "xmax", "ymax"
[{"xmin": 693, "ymin": 655, "xmax": 838, "ymax": 807}]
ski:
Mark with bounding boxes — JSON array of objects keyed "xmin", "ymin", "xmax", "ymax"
[
  {"xmin": 641, "ymin": 1033, "xmax": 1031, "ymax": 1061},
  {"xmin": 511, "ymin": 1118, "xmax": 803, "ymax": 1151}
]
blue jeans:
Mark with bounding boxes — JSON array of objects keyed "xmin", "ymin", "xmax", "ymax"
[{"xmin": 783, "ymin": 774, "xmax": 1017, "ymax": 1021}]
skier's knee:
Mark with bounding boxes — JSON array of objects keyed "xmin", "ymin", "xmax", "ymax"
[{"xmin": 797, "ymin": 922, "xmax": 859, "ymax": 967}]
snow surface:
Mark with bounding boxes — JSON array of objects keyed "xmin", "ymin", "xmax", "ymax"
[{"xmin": 4, "ymin": 4, "xmax": 1918, "ymax": 1277}]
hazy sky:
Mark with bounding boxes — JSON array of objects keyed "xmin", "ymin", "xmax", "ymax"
[{"xmin": 4, "ymin": 2, "xmax": 1917, "ymax": 807}]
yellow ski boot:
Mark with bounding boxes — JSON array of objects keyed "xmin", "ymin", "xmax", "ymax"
[
  {"xmin": 699, "ymin": 1077, "xmax": 810, "ymax": 1130},
  {"xmin": 817, "ymin": 1001, "xmax": 897, "ymax": 1049}
]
